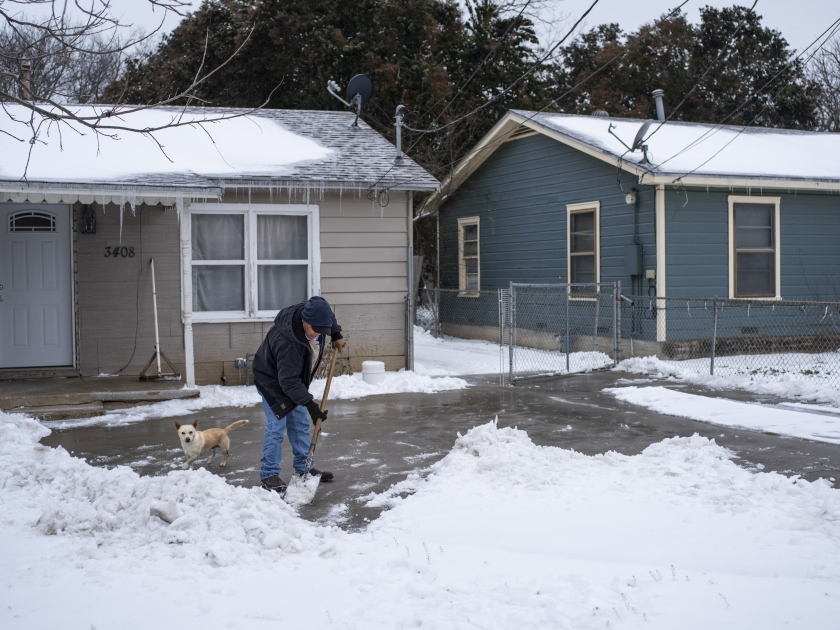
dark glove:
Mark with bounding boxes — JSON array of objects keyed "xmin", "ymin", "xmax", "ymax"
[{"xmin": 306, "ymin": 400, "xmax": 327, "ymax": 425}]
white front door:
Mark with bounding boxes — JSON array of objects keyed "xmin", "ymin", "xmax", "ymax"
[{"xmin": 0, "ymin": 204, "xmax": 74, "ymax": 368}]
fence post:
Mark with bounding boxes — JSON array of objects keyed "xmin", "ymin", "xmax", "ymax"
[
  {"xmin": 434, "ymin": 286, "xmax": 441, "ymax": 338},
  {"xmin": 711, "ymin": 298, "xmax": 719, "ymax": 376},
  {"xmin": 614, "ymin": 281, "xmax": 621, "ymax": 365},
  {"xmin": 565, "ymin": 284, "xmax": 571, "ymax": 373},
  {"xmin": 509, "ymin": 282, "xmax": 516, "ymax": 385},
  {"xmin": 593, "ymin": 285, "xmax": 600, "ymax": 353}
]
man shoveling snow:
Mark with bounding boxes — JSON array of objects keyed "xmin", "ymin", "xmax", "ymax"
[{"xmin": 252, "ymin": 296, "xmax": 345, "ymax": 495}]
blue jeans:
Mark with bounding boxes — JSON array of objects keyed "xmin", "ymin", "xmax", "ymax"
[{"xmin": 259, "ymin": 395, "xmax": 313, "ymax": 479}]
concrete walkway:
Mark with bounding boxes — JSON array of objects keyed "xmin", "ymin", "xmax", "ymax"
[{"xmin": 40, "ymin": 371, "xmax": 840, "ymax": 531}]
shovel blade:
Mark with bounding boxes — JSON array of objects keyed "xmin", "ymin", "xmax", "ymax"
[{"xmin": 284, "ymin": 473, "xmax": 322, "ymax": 507}]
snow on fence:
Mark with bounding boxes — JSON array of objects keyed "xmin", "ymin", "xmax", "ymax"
[
  {"xmin": 620, "ymin": 296, "xmax": 840, "ymax": 387},
  {"xmin": 418, "ymin": 285, "xmax": 840, "ymax": 389}
]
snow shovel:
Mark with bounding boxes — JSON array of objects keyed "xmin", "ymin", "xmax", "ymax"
[{"xmin": 284, "ymin": 348, "xmax": 339, "ymax": 506}]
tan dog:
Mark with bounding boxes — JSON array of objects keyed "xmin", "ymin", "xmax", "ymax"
[{"xmin": 175, "ymin": 419, "xmax": 248, "ymax": 469}]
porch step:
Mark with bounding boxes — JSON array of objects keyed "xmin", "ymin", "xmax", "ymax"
[
  {"xmin": 8, "ymin": 402, "xmax": 106, "ymax": 422},
  {"xmin": 0, "ymin": 387, "xmax": 200, "ymax": 412}
]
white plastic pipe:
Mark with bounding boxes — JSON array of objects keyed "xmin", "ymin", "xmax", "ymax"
[{"xmin": 178, "ymin": 196, "xmax": 196, "ymax": 388}]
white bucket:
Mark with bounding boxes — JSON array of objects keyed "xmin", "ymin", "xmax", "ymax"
[{"xmin": 361, "ymin": 360, "xmax": 386, "ymax": 385}]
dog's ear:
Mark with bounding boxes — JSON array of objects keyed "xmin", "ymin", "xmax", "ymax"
[
  {"xmin": 174, "ymin": 421, "xmax": 181, "ymax": 429},
  {"xmin": 192, "ymin": 419, "xmax": 199, "ymax": 428}
]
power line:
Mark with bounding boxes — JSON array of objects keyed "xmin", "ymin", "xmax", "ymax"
[
  {"xmin": 380, "ymin": 1, "xmax": 692, "ymax": 196},
  {"xmin": 368, "ymin": 0, "xmax": 603, "ymax": 191}
]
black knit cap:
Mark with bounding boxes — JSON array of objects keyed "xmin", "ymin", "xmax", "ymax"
[{"xmin": 301, "ymin": 296, "xmax": 333, "ymax": 335}]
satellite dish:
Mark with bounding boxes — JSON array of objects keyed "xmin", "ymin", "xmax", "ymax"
[
  {"xmin": 632, "ymin": 120, "xmax": 653, "ymax": 151},
  {"xmin": 346, "ymin": 74, "xmax": 373, "ymax": 107}
]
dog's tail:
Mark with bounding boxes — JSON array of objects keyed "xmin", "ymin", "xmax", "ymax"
[{"xmin": 224, "ymin": 419, "xmax": 249, "ymax": 433}]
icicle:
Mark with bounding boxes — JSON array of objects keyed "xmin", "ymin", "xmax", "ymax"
[
  {"xmin": 339, "ymin": 184, "xmax": 342, "ymax": 214},
  {"xmin": 119, "ymin": 202, "xmax": 124, "ymax": 244},
  {"xmin": 747, "ymin": 303, "xmax": 750, "ymax": 317}
]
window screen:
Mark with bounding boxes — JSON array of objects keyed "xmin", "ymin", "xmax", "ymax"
[
  {"xmin": 734, "ymin": 203, "xmax": 775, "ymax": 297},
  {"xmin": 460, "ymin": 221, "xmax": 479, "ymax": 292},
  {"xmin": 570, "ymin": 211, "xmax": 596, "ymax": 284}
]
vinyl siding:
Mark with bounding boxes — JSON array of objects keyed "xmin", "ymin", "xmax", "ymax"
[
  {"xmin": 190, "ymin": 189, "xmax": 409, "ymax": 383},
  {"xmin": 439, "ymin": 132, "xmax": 657, "ymax": 294},
  {"xmin": 664, "ymin": 188, "xmax": 840, "ymax": 300}
]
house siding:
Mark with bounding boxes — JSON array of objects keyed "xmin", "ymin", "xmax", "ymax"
[
  {"xmin": 664, "ymin": 189, "xmax": 840, "ymax": 301},
  {"xmin": 190, "ymin": 189, "xmax": 409, "ymax": 384},
  {"xmin": 439, "ymin": 133, "xmax": 657, "ymax": 295},
  {"xmin": 75, "ymin": 202, "xmax": 186, "ymax": 377}
]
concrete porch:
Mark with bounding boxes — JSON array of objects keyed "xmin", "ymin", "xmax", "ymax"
[{"xmin": 0, "ymin": 375, "xmax": 198, "ymax": 421}]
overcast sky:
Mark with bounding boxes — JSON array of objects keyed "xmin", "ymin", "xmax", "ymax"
[{"xmin": 16, "ymin": 0, "xmax": 839, "ymax": 57}]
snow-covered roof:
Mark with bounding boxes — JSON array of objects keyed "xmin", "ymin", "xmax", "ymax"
[
  {"xmin": 517, "ymin": 110, "xmax": 840, "ymax": 185},
  {"xmin": 0, "ymin": 105, "xmax": 438, "ymax": 193}
]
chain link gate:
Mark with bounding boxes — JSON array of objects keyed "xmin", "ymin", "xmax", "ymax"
[{"xmin": 505, "ymin": 283, "xmax": 620, "ymax": 383}]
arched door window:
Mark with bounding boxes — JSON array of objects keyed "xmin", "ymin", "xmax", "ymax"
[{"xmin": 8, "ymin": 211, "xmax": 57, "ymax": 233}]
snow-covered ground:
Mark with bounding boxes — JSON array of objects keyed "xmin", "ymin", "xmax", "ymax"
[
  {"xmin": 607, "ymin": 386, "xmax": 840, "ymax": 446},
  {"xmin": 2, "ymin": 410, "xmax": 839, "ymax": 628},
  {"xmin": 414, "ymin": 326, "xmax": 613, "ymax": 377},
  {"xmin": 618, "ymin": 354, "xmax": 840, "ymax": 406}
]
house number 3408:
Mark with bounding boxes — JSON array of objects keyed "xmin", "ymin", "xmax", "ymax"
[{"xmin": 104, "ymin": 246, "xmax": 135, "ymax": 258}]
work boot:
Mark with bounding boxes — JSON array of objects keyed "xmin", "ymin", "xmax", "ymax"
[
  {"xmin": 309, "ymin": 468, "xmax": 334, "ymax": 482},
  {"xmin": 260, "ymin": 475, "xmax": 287, "ymax": 493}
]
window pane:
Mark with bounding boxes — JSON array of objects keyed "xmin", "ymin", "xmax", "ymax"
[
  {"xmin": 736, "ymin": 205, "xmax": 773, "ymax": 249},
  {"xmin": 465, "ymin": 259, "xmax": 478, "ymax": 275},
  {"xmin": 571, "ymin": 255, "xmax": 595, "ymax": 284},
  {"xmin": 463, "ymin": 224, "xmax": 477, "ymax": 241},
  {"xmin": 258, "ymin": 265, "xmax": 308, "ymax": 311},
  {"xmin": 736, "ymin": 252, "xmax": 775, "ymax": 296},
  {"xmin": 571, "ymin": 212, "xmax": 595, "ymax": 253},
  {"xmin": 463, "ymin": 241, "xmax": 478, "ymax": 256},
  {"xmin": 465, "ymin": 274, "xmax": 478, "ymax": 291},
  {"xmin": 257, "ymin": 215, "xmax": 308, "ymax": 260},
  {"xmin": 192, "ymin": 266, "xmax": 244, "ymax": 311},
  {"xmin": 192, "ymin": 214, "xmax": 244, "ymax": 260}
]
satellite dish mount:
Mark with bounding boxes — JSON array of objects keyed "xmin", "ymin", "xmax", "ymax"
[
  {"xmin": 608, "ymin": 119, "xmax": 654, "ymax": 164},
  {"xmin": 327, "ymin": 74, "xmax": 374, "ymax": 127}
]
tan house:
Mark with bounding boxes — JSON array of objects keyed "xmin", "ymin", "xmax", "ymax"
[{"xmin": 0, "ymin": 106, "xmax": 437, "ymax": 386}]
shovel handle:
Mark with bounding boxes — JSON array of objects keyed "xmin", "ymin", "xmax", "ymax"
[
  {"xmin": 319, "ymin": 347, "xmax": 339, "ymax": 412},
  {"xmin": 308, "ymin": 347, "xmax": 339, "ymax": 464}
]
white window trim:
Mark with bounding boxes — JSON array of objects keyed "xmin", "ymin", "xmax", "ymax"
[
  {"xmin": 727, "ymin": 195, "xmax": 781, "ymax": 300},
  {"xmin": 188, "ymin": 203, "xmax": 321, "ymax": 322},
  {"xmin": 567, "ymin": 201, "xmax": 600, "ymax": 288},
  {"xmin": 457, "ymin": 216, "xmax": 480, "ymax": 296}
]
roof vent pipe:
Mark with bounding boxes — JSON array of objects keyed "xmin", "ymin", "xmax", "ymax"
[
  {"xmin": 394, "ymin": 105, "xmax": 407, "ymax": 166},
  {"xmin": 21, "ymin": 61, "xmax": 31, "ymax": 101},
  {"xmin": 652, "ymin": 89, "xmax": 665, "ymax": 122}
]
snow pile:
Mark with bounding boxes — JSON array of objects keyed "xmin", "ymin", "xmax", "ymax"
[
  {"xmin": 309, "ymin": 369, "xmax": 468, "ymax": 400},
  {"xmin": 2, "ymin": 413, "xmax": 840, "ymax": 627},
  {"xmin": 618, "ymin": 354, "xmax": 840, "ymax": 405},
  {"xmin": 606, "ymin": 386, "xmax": 840, "ymax": 445},
  {"xmin": 0, "ymin": 104, "xmax": 333, "ymax": 181},
  {"xmin": 0, "ymin": 410, "xmax": 338, "ymax": 567}
]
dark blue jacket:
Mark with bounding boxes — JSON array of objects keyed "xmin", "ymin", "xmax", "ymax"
[{"xmin": 252, "ymin": 302, "xmax": 342, "ymax": 419}]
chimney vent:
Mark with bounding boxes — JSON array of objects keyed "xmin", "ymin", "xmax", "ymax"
[
  {"xmin": 21, "ymin": 62, "xmax": 31, "ymax": 101},
  {"xmin": 652, "ymin": 89, "xmax": 665, "ymax": 122}
]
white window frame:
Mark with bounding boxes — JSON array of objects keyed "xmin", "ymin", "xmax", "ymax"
[
  {"xmin": 567, "ymin": 201, "xmax": 600, "ymax": 288},
  {"xmin": 728, "ymin": 195, "xmax": 781, "ymax": 300},
  {"xmin": 189, "ymin": 203, "xmax": 321, "ymax": 322},
  {"xmin": 457, "ymin": 216, "xmax": 480, "ymax": 296}
]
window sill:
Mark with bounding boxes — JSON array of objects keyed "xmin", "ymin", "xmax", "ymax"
[
  {"xmin": 727, "ymin": 295, "xmax": 782, "ymax": 301},
  {"xmin": 458, "ymin": 291, "xmax": 481, "ymax": 298},
  {"xmin": 191, "ymin": 314, "xmax": 277, "ymax": 324}
]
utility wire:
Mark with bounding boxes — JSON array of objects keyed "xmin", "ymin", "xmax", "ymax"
[
  {"xmin": 651, "ymin": 16, "xmax": 840, "ymax": 172},
  {"xmin": 381, "ymin": 1, "xmax": 692, "ymax": 197},
  {"xmin": 368, "ymin": 0, "xmax": 601, "ymax": 191}
]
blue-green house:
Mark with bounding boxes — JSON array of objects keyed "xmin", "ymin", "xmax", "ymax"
[{"xmin": 421, "ymin": 110, "xmax": 840, "ymax": 350}]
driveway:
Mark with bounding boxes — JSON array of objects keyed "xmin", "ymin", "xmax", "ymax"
[{"xmin": 41, "ymin": 371, "xmax": 840, "ymax": 530}]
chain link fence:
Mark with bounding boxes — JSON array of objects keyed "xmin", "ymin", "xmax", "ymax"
[{"xmin": 620, "ymin": 296, "xmax": 840, "ymax": 388}]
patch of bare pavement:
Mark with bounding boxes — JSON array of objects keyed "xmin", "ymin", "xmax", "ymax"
[{"xmin": 41, "ymin": 370, "xmax": 840, "ymax": 530}]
